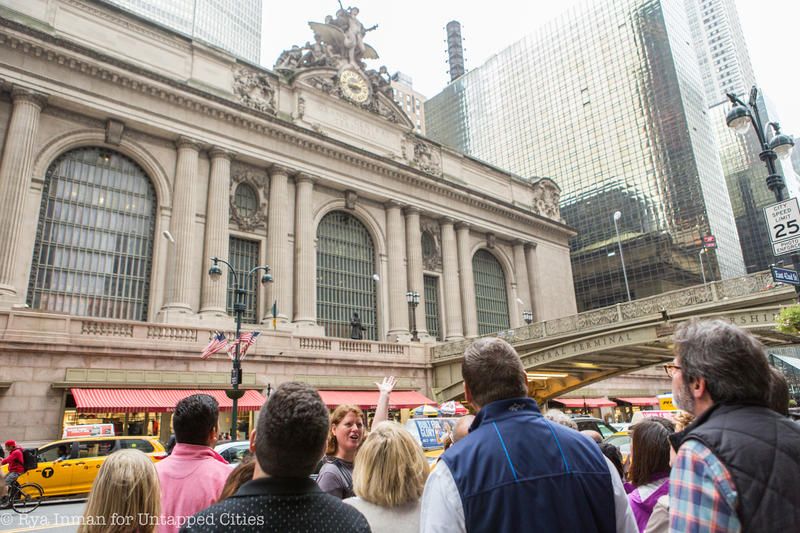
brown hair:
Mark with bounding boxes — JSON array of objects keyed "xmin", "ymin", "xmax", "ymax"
[
  {"xmin": 462, "ymin": 338, "xmax": 527, "ymax": 407},
  {"xmin": 217, "ymin": 457, "xmax": 255, "ymax": 501},
  {"xmin": 768, "ymin": 367, "xmax": 790, "ymax": 416},
  {"xmin": 326, "ymin": 404, "xmax": 365, "ymax": 455},
  {"xmin": 629, "ymin": 418, "xmax": 674, "ymax": 486},
  {"xmin": 352, "ymin": 422, "xmax": 428, "ymax": 507}
]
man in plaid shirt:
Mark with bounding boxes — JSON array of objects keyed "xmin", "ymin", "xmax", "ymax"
[{"xmin": 665, "ymin": 319, "xmax": 800, "ymax": 533}]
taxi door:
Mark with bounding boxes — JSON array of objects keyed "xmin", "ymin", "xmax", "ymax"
[
  {"xmin": 21, "ymin": 442, "xmax": 78, "ymax": 497},
  {"xmin": 70, "ymin": 440, "xmax": 116, "ymax": 494}
]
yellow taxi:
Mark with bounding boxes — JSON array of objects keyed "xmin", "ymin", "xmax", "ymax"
[{"xmin": 2, "ymin": 436, "xmax": 166, "ymax": 497}]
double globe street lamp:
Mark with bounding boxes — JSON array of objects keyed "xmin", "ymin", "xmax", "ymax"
[
  {"xmin": 208, "ymin": 256, "xmax": 273, "ymax": 438},
  {"xmin": 725, "ymin": 86, "xmax": 798, "ymax": 300}
]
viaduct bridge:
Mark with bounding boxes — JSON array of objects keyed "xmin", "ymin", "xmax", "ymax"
[{"xmin": 430, "ymin": 271, "xmax": 798, "ymax": 403}]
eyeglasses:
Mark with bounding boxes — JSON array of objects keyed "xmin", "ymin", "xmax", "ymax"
[{"xmin": 663, "ymin": 363, "xmax": 681, "ymax": 378}]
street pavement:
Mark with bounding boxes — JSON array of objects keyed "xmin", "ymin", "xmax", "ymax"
[{"xmin": 0, "ymin": 501, "xmax": 85, "ymax": 532}]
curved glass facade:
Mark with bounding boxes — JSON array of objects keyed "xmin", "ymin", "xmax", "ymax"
[
  {"xmin": 27, "ymin": 148, "xmax": 156, "ymax": 320},
  {"xmin": 425, "ymin": 0, "xmax": 746, "ymax": 311},
  {"xmin": 316, "ymin": 211, "xmax": 378, "ymax": 340},
  {"xmin": 472, "ymin": 250, "xmax": 510, "ymax": 335}
]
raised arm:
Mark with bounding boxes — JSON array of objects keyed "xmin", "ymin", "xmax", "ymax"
[{"xmin": 372, "ymin": 375, "xmax": 396, "ymax": 428}]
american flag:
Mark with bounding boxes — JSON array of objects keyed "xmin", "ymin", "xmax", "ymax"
[
  {"xmin": 228, "ymin": 331, "xmax": 261, "ymax": 360},
  {"xmin": 201, "ymin": 332, "xmax": 228, "ymax": 360}
]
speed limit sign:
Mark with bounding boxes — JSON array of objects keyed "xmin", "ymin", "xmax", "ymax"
[{"xmin": 764, "ymin": 198, "xmax": 800, "ymax": 256}]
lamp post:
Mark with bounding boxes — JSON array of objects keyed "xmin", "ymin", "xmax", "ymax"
[
  {"xmin": 208, "ymin": 256, "xmax": 273, "ymax": 439},
  {"xmin": 522, "ymin": 310, "xmax": 533, "ymax": 325},
  {"xmin": 612, "ymin": 210, "xmax": 632, "ymax": 302},
  {"xmin": 406, "ymin": 290, "xmax": 420, "ymax": 342},
  {"xmin": 698, "ymin": 248, "xmax": 707, "ymax": 285},
  {"xmin": 726, "ymin": 86, "xmax": 799, "ymax": 300}
]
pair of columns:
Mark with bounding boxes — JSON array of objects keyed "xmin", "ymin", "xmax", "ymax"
[
  {"xmin": 385, "ymin": 209, "xmax": 539, "ymax": 342},
  {"xmin": 162, "ymin": 141, "xmax": 315, "ymax": 326}
]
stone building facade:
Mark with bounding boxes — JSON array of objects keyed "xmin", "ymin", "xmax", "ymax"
[{"xmin": 0, "ymin": 0, "xmax": 577, "ymax": 441}]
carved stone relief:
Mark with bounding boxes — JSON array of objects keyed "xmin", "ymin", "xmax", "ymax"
[
  {"xmin": 230, "ymin": 164, "xmax": 268, "ymax": 232},
  {"xmin": 401, "ymin": 134, "xmax": 443, "ymax": 177},
  {"xmin": 420, "ymin": 219, "xmax": 442, "ymax": 272},
  {"xmin": 530, "ymin": 178, "xmax": 562, "ymax": 221},
  {"xmin": 345, "ymin": 190, "xmax": 358, "ymax": 210},
  {"xmin": 233, "ymin": 68, "xmax": 277, "ymax": 115}
]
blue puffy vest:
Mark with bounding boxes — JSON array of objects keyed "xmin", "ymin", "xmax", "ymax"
[{"xmin": 442, "ymin": 398, "xmax": 617, "ymax": 533}]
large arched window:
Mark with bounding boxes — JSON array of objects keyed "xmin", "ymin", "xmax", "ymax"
[
  {"xmin": 472, "ymin": 249, "xmax": 510, "ymax": 335},
  {"xmin": 316, "ymin": 211, "xmax": 378, "ymax": 340},
  {"xmin": 27, "ymin": 148, "xmax": 156, "ymax": 321}
]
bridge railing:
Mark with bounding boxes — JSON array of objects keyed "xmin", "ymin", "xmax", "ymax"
[{"xmin": 431, "ymin": 270, "xmax": 786, "ymax": 362}]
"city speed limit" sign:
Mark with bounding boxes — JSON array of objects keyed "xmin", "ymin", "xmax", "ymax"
[{"xmin": 764, "ymin": 198, "xmax": 800, "ymax": 256}]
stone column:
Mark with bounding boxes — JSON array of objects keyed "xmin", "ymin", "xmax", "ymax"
[
  {"xmin": 386, "ymin": 201, "xmax": 409, "ymax": 339},
  {"xmin": 163, "ymin": 137, "xmax": 200, "ymax": 313},
  {"xmin": 405, "ymin": 206, "xmax": 427, "ymax": 338},
  {"xmin": 525, "ymin": 242, "xmax": 541, "ymax": 321},
  {"xmin": 265, "ymin": 165, "xmax": 291, "ymax": 322},
  {"xmin": 0, "ymin": 88, "xmax": 47, "ymax": 297},
  {"xmin": 199, "ymin": 148, "xmax": 232, "ymax": 317},
  {"xmin": 513, "ymin": 240, "xmax": 532, "ymax": 323},
  {"xmin": 440, "ymin": 218, "xmax": 463, "ymax": 340},
  {"xmin": 293, "ymin": 174, "xmax": 316, "ymax": 325},
  {"xmin": 456, "ymin": 223, "xmax": 478, "ymax": 338}
]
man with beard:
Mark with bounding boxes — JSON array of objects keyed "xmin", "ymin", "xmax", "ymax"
[{"xmin": 666, "ymin": 319, "xmax": 800, "ymax": 532}]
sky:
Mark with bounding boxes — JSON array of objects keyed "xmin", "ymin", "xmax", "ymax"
[{"xmin": 261, "ymin": 0, "xmax": 800, "ymax": 133}]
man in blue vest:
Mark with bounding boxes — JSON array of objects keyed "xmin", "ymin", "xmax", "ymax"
[
  {"xmin": 420, "ymin": 337, "xmax": 637, "ymax": 532},
  {"xmin": 667, "ymin": 319, "xmax": 800, "ymax": 532}
]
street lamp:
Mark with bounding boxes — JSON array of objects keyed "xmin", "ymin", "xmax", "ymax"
[
  {"xmin": 208, "ymin": 256, "xmax": 273, "ymax": 438},
  {"xmin": 522, "ymin": 310, "xmax": 533, "ymax": 325},
  {"xmin": 612, "ymin": 210, "xmax": 632, "ymax": 302},
  {"xmin": 406, "ymin": 290, "xmax": 420, "ymax": 342},
  {"xmin": 726, "ymin": 86, "xmax": 799, "ymax": 300},
  {"xmin": 698, "ymin": 248, "xmax": 707, "ymax": 285}
]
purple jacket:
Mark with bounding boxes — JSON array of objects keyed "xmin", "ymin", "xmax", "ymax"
[
  {"xmin": 155, "ymin": 443, "xmax": 230, "ymax": 533},
  {"xmin": 624, "ymin": 473, "xmax": 669, "ymax": 532}
]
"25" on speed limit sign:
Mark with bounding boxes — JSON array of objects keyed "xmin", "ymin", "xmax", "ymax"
[{"xmin": 764, "ymin": 198, "xmax": 800, "ymax": 256}]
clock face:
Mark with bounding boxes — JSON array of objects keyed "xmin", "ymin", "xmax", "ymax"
[{"xmin": 339, "ymin": 69, "xmax": 370, "ymax": 104}]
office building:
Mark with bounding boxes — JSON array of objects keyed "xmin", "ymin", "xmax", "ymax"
[
  {"xmin": 391, "ymin": 72, "xmax": 426, "ymax": 134},
  {"xmin": 104, "ymin": 0, "xmax": 262, "ymax": 63},
  {"xmin": 425, "ymin": 0, "xmax": 746, "ymax": 311}
]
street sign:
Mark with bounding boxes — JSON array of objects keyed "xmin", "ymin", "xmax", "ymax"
[
  {"xmin": 702, "ymin": 235, "xmax": 717, "ymax": 249},
  {"xmin": 763, "ymin": 198, "xmax": 800, "ymax": 256},
  {"xmin": 770, "ymin": 265, "xmax": 800, "ymax": 286}
]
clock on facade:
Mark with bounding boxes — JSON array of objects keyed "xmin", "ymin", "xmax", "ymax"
[{"xmin": 338, "ymin": 68, "xmax": 370, "ymax": 104}]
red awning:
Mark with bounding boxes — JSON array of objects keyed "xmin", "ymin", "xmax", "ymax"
[
  {"xmin": 317, "ymin": 390, "xmax": 435, "ymax": 409},
  {"xmin": 71, "ymin": 389, "xmax": 266, "ymax": 413},
  {"xmin": 613, "ymin": 397, "xmax": 659, "ymax": 406},
  {"xmin": 553, "ymin": 397, "xmax": 617, "ymax": 408}
]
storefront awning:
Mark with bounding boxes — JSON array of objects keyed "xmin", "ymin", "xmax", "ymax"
[
  {"xmin": 317, "ymin": 390, "xmax": 435, "ymax": 409},
  {"xmin": 612, "ymin": 397, "xmax": 659, "ymax": 406},
  {"xmin": 71, "ymin": 388, "xmax": 266, "ymax": 413},
  {"xmin": 552, "ymin": 397, "xmax": 617, "ymax": 408}
]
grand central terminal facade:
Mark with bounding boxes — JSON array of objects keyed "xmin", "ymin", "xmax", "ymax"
[{"xmin": 0, "ymin": 0, "xmax": 665, "ymax": 442}]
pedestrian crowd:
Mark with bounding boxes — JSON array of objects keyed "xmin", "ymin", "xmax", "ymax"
[{"xmin": 4, "ymin": 318, "xmax": 799, "ymax": 532}]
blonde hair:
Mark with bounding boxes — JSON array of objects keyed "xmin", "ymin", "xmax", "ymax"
[
  {"xmin": 326, "ymin": 404, "xmax": 365, "ymax": 455},
  {"xmin": 78, "ymin": 449, "xmax": 160, "ymax": 533},
  {"xmin": 673, "ymin": 410, "xmax": 695, "ymax": 432},
  {"xmin": 352, "ymin": 421, "xmax": 428, "ymax": 507}
]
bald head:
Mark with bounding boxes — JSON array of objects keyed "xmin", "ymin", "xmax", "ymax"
[
  {"xmin": 453, "ymin": 415, "xmax": 475, "ymax": 444},
  {"xmin": 581, "ymin": 430, "xmax": 602, "ymax": 444}
]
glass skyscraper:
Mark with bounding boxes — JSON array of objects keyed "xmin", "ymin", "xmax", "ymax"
[
  {"xmin": 425, "ymin": 0, "xmax": 745, "ymax": 311},
  {"xmin": 103, "ymin": 0, "xmax": 262, "ymax": 63}
]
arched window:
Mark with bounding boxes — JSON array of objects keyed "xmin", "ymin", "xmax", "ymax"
[
  {"xmin": 233, "ymin": 183, "xmax": 258, "ymax": 218},
  {"xmin": 316, "ymin": 211, "xmax": 378, "ymax": 340},
  {"xmin": 472, "ymin": 249, "xmax": 510, "ymax": 335},
  {"xmin": 27, "ymin": 148, "xmax": 156, "ymax": 321}
]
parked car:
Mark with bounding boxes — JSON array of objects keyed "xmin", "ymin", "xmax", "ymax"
[
  {"xmin": 570, "ymin": 415, "xmax": 618, "ymax": 439},
  {"xmin": 1, "ymin": 436, "xmax": 166, "ymax": 498},
  {"xmin": 214, "ymin": 440, "xmax": 251, "ymax": 466},
  {"xmin": 603, "ymin": 431, "xmax": 632, "ymax": 464}
]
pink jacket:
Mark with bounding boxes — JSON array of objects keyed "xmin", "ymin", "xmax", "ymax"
[{"xmin": 155, "ymin": 443, "xmax": 230, "ymax": 533}]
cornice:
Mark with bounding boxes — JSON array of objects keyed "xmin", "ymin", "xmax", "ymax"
[{"xmin": 0, "ymin": 18, "xmax": 574, "ymax": 243}]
